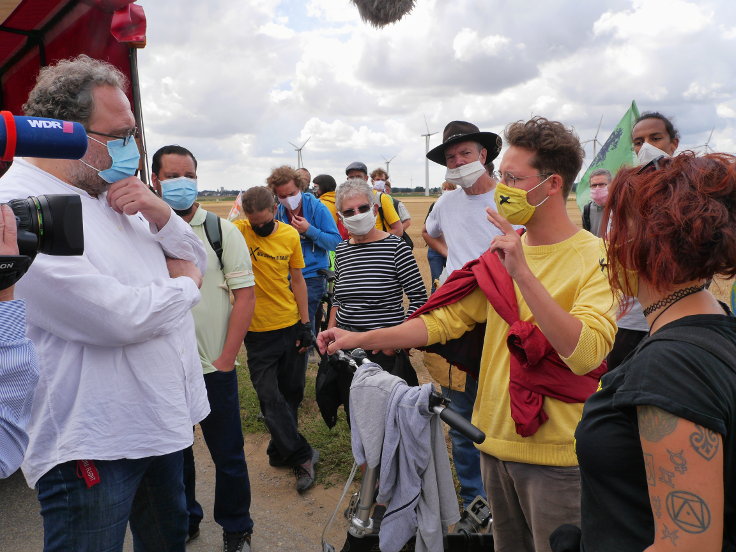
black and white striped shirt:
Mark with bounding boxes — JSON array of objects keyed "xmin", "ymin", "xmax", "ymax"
[{"xmin": 334, "ymin": 235, "xmax": 427, "ymax": 331}]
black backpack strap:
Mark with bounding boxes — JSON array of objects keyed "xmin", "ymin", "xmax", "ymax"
[
  {"xmin": 582, "ymin": 202, "xmax": 591, "ymax": 231},
  {"xmin": 642, "ymin": 325, "xmax": 736, "ymax": 372},
  {"xmin": 203, "ymin": 210, "xmax": 224, "ymax": 270},
  {"xmin": 376, "ymin": 191, "xmax": 390, "ymax": 231}
]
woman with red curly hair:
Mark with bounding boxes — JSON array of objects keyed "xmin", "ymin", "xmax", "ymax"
[{"xmin": 571, "ymin": 152, "xmax": 736, "ymax": 551}]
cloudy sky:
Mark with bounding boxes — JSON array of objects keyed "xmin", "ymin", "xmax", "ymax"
[{"xmin": 136, "ymin": 0, "xmax": 736, "ymax": 192}]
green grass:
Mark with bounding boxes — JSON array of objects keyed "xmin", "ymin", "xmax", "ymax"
[{"xmin": 236, "ymin": 351, "xmax": 356, "ymax": 487}]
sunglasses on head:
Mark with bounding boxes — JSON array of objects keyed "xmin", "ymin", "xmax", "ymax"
[{"xmin": 341, "ymin": 203, "xmax": 372, "ymax": 218}]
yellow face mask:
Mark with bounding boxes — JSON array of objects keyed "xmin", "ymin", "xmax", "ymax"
[{"xmin": 494, "ymin": 175, "xmax": 552, "ymax": 225}]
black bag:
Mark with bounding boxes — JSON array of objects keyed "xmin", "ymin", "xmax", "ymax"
[{"xmin": 315, "ymin": 354, "xmax": 353, "ymax": 428}]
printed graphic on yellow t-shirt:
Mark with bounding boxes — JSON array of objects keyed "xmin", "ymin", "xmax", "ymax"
[{"xmin": 234, "ymin": 219, "xmax": 305, "ymax": 332}]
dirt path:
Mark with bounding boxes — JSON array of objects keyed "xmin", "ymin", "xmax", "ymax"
[
  {"xmin": 186, "ymin": 428, "xmax": 354, "ymax": 552},
  {"xmin": 0, "ymin": 428, "xmax": 356, "ymax": 552}
]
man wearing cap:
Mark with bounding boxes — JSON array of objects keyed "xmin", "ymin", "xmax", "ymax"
[
  {"xmin": 345, "ymin": 161, "xmax": 402, "ymax": 236},
  {"xmin": 418, "ymin": 120, "xmax": 505, "ymax": 518}
]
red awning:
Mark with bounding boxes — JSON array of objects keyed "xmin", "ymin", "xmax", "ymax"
[{"xmin": 0, "ymin": 0, "xmax": 146, "ymax": 114}]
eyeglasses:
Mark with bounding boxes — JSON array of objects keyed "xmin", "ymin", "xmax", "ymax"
[
  {"xmin": 493, "ymin": 170, "xmax": 551, "ymax": 187},
  {"xmin": 589, "ymin": 182, "xmax": 608, "ymax": 188},
  {"xmin": 341, "ymin": 203, "xmax": 372, "ymax": 218},
  {"xmin": 87, "ymin": 127, "xmax": 139, "ymax": 146}
]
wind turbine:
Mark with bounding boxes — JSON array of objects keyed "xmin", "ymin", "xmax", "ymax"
[
  {"xmin": 382, "ymin": 154, "xmax": 397, "ymax": 176},
  {"xmin": 288, "ymin": 137, "xmax": 311, "ymax": 168},
  {"xmin": 582, "ymin": 115, "xmax": 604, "ymax": 159},
  {"xmin": 421, "ymin": 115, "xmax": 438, "ymax": 196},
  {"xmin": 697, "ymin": 127, "xmax": 715, "ymax": 153}
]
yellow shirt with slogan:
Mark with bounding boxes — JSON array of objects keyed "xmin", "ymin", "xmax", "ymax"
[{"xmin": 234, "ymin": 219, "xmax": 305, "ymax": 332}]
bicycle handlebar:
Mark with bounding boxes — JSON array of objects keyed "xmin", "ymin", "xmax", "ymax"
[
  {"xmin": 335, "ymin": 348, "xmax": 486, "ymax": 444},
  {"xmin": 432, "ymin": 403, "xmax": 486, "ymax": 444}
]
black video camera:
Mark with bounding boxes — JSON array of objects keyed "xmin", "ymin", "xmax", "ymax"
[{"xmin": 0, "ymin": 194, "xmax": 84, "ymax": 289}]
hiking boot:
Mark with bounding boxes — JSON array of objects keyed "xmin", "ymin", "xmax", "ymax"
[
  {"xmin": 223, "ymin": 530, "xmax": 251, "ymax": 552},
  {"xmin": 453, "ymin": 513, "xmax": 477, "ymax": 535},
  {"xmin": 293, "ymin": 449, "xmax": 320, "ymax": 493}
]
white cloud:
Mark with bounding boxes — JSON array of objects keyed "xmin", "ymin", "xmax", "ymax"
[{"xmin": 135, "ymin": 0, "xmax": 736, "ymax": 191}]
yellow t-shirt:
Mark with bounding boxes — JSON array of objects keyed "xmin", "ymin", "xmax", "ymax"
[
  {"xmin": 421, "ymin": 230, "xmax": 617, "ymax": 467},
  {"xmin": 234, "ymin": 219, "xmax": 305, "ymax": 332},
  {"xmin": 375, "ymin": 191, "xmax": 400, "ymax": 231}
]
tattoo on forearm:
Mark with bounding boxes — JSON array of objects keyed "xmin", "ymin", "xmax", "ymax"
[
  {"xmin": 666, "ymin": 490, "xmax": 711, "ymax": 533},
  {"xmin": 644, "ymin": 452, "xmax": 657, "ymax": 487},
  {"xmin": 644, "ymin": 453, "xmax": 656, "ymax": 486},
  {"xmin": 690, "ymin": 425, "xmax": 719, "ymax": 460},
  {"xmin": 661, "ymin": 524, "xmax": 679, "ymax": 545},
  {"xmin": 652, "ymin": 496, "xmax": 662, "ymax": 518},
  {"xmin": 667, "ymin": 449, "xmax": 687, "ymax": 474},
  {"xmin": 658, "ymin": 467, "xmax": 675, "ymax": 488},
  {"xmin": 638, "ymin": 405, "xmax": 678, "ymax": 442}
]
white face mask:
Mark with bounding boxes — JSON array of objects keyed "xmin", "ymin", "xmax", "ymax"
[
  {"xmin": 373, "ymin": 180, "xmax": 386, "ymax": 192},
  {"xmin": 445, "ymin": 160, "xmax": 486, "ymax": 189},
  {"xmin": 278, "ymin": 191, "xmax": 302, "ymax": 211},
  {"xmin": 340, "ymin": 209, "xmax": 376, "ymax": 236},
  {"xmin": 636, "ymin": 141, "xmax": 670, "ymax": 166}
]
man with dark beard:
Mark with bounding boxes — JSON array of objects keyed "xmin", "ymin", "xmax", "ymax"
[{"xmin": 0, "ymin": 55, "xmax": 208, "ymax": 551}]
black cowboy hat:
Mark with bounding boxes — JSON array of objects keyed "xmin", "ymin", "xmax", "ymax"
[{"xmin": 426, "ymin": 121, "xmax": 502, "ymax": 166}]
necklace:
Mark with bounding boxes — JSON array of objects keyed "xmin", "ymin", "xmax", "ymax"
[{"xmin": 644, "ymin": 284, "xmax": 707, "ymax": 327}]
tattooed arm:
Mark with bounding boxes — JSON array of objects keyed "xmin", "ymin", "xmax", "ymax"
[{"xmin": 637, "ymin": 405, "xmax": 724, "ymax": 551}]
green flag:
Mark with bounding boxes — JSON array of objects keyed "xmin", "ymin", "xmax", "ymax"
[{"xmin": 576, "ymin": 100, "xmax": 640, "ymax": 212}]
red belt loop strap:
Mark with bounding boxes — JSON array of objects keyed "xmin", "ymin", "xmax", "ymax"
[
  {"xmin": 76, "ymin": 460, "xmax": 101, "ymax": 488},
  {"xmin": 1, "ymin": 111, "xmax": 17, "ymax": 162}
]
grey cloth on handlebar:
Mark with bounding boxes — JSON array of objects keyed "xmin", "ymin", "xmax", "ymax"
[{"xmin": 349, "ymin": 363, "xmax": 460, "ymax": 552}]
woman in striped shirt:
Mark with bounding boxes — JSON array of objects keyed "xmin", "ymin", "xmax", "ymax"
[{"xmin": 328, "ymin": 178, "xmax": 427, "ymax": 385}]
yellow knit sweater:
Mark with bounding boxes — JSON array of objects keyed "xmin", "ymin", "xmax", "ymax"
[{"xmin": 421, "ymin": 230, "xmax": 617, "ymax": 466}]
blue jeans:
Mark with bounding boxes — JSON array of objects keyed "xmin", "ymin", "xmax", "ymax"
[
  {"xmin": 441, "ymin": 376, "xmax": 487, "ymax": 509},
  {"xmin": 427, "ymin": 249, "xmax": 446, "ymax": 294},
  {"xmin": 183, "ymin": 370, "xmax": 253, "ymax": 534},
  {"xmin": 244, "ymin": 323, "xmax": 312, "ymax": 466},
  {"xmin": 37, "ymin": 451, "xmax": 187, "ymax": 552},
  {"xmin": 305, "ymin": 274, "xmax": 327, "ymax": 335}
]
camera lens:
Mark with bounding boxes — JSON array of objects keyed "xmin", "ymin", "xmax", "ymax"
[{"xmin": 7, "ymin": 194, "xmax": 83, "ymax": 258}]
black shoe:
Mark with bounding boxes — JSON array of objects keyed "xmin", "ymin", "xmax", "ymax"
[
  {"xmin": 185, "ymin": 524, "xmax": 200, "ymax": 544},
  {"xmin": 293, "ymin": 449, "xmax": 320, "ymax": 493},
  {"xmin": 453, "ymin": 513, "xmax": 477, "ymax": 535},
  {"xmin": 223, "ymin": 530, "xmax": 251, "ymax": 552}
]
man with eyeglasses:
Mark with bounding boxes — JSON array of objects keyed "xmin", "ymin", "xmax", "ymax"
[
  {"xmin": 582, "ymin": 169, "xmax": 611, "ymax": 238},
  {"xmin": 319, "ymin": 118, "xmax": 616, "ymax": 552},
  {"xmin": 0, "ymin": 55, "xmax": 209, "ymax": 550},
  {"xmin": 419, "ymin": 120, "xmax": 505, "ymax": 521}
]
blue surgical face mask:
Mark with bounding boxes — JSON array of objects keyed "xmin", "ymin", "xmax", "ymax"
[
  {"xmin": 160, "ymin": 177, "xmax": 198, "ymax": 210},
  {"xmin": 81, "ymin": 136, "xmax": 141, "ymax": 184}
]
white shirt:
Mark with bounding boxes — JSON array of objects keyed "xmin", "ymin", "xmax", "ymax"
[
  {"xmin": 425, "ymin": 188, "xmax": 507, "ymax": 274},
  {"xmin": 0, "ymin": 159, "xmax": 209, "ymax": 487}
]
